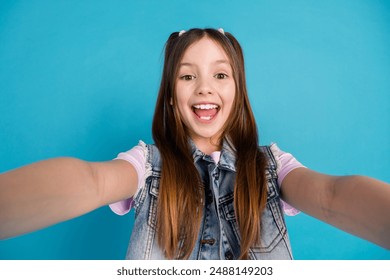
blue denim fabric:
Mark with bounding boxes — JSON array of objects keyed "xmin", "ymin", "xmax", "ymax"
[{"xmin": 125, "ymin": 141, "xmax": 293, "ymax": 259}]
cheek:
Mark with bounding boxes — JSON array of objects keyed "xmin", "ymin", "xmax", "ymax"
[
  {"xmin": 176, "ymin": 102, "xmax": 189, "ymax": 119},
  {"xmin": 221, "ymin": 81, "xmax": 236, "ymax": 100},
  {"xmin": 223, "ymin": 96, "xmax": 236, "ymax": 119},
  {"xmin": 175, "ymin": 85, "xmax": 192, "ymax": 109},
  {"xmin": 224, "ymin": 89, "xmax": 236, "ymax": 109},
  {"xmin": 174, "ymin": 95, "xmax": 191, "ymax": 120}
]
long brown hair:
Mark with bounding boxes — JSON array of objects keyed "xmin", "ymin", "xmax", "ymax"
[{"xmin": 152, "ymin": 28, "xmax": 268, "ymax": 259}]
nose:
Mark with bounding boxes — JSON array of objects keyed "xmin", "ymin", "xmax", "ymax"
[{"xmin": 196, "ymin": 76, "xmax": 213, "ymax": 95}]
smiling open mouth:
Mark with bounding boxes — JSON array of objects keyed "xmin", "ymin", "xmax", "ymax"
[{"xmin": 192, "ymin": 104, "xmax": 220, "ymax": 121}]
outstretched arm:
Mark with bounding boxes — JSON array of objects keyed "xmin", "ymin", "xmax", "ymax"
[
  {"xmin": 281, "ymin": 168, "xmax": 390, "ymax": 249},
  {"xmin": 0, "ymin": 157, "xmax": 137, "ymax": 240}
]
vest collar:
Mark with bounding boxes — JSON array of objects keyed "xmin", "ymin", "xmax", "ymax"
[{"xmin": 189, "ymin": 138, "xmax": 237, "ymax": 172}]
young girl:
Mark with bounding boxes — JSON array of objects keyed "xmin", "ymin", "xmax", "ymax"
[{"xmin": 0, "ymin": 28, "xmax": 389, "ymax": 260}]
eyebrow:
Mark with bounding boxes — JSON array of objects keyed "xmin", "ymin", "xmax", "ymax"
[{"xmin": 179, "ymin": 59, "xmax": 231, "ymax": 67}]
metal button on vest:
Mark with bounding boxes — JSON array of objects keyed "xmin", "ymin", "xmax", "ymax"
[
  {"xmin": 225, "ymin": 251, "xmax": 233, "ymax": 260},
  {"xmin": 200, "ymin": 239, "xmax": 215, "ymax": 245}
]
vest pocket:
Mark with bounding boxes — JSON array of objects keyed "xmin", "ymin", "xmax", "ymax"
[
  {"xmin": 220, "ymin": 175, "xmax": 287, "ymax": 254},
  {"xmin": 251, "ymin": 199, "xmax": 287, "ymax": 254},
  {"xmin": 252, "ymin": 176, "xmax": 287, "ymax": 254},
  {"xmin": 220, "ymin": 192, "xmax": 235, "ymax": 220}
]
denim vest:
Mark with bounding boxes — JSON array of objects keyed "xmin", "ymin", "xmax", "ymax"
[{"xmin": 125, "ymin": 141, "xmax": 293, "ymax": 260}]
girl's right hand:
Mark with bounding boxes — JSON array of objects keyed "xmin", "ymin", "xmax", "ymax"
[{"xmin": 0, "ymin": 157, "xmax": 138, "ymax": 240}]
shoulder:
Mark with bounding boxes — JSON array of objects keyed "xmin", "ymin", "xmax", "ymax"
[
  {"xmin": 119, "ymin": 141, "xmax": 162, "ymax": 172},
  {"xmin": 116, "ymin": 141, "xmax": 160, "ymax": 161},
  {"xmin": 261, "ymin": 143, "xmax": 304, "ymax": 216},
  {"xmin": 260, "ymin": 143, "xmax": 306, "ymax": 183},
  {"xmin": 259, "ymin": 144, "xmax": 280, "ymax": 171}
]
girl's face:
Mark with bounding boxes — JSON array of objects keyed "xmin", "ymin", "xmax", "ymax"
[{"xmin": 175, "ymin": 37, "xmax": 236, "ymax": 153}]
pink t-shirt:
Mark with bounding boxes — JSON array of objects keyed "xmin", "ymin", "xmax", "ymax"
[{"xmin": 109, "ymin": 142, "xmax": 304, "ymax": 216}]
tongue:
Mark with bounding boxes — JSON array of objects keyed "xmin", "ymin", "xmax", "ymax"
[{"xmin": 194, "ymin": 108, "xmax": 218, "ymax": 118}]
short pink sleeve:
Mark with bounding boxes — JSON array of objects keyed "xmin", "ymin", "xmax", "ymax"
[
  {"xmin": 109, "ymin": 141, "xmax": 147, "ymax": 215},
  {"xmin": 270, "ymin": 143, "xmax": 306, "ymax": 216}
]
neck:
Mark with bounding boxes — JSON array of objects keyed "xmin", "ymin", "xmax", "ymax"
[{"xmin": 191, "ymin": 137, "xmax": 221, "ymax": 155}]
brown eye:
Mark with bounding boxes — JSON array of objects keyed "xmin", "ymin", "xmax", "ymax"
[
  {"xmin": 215, "ymin": 73, "xmax": 228, "ymax": 79},
  {"xmin": 180, "ymin": 75, "xmax": 195, "ymax": 80}
]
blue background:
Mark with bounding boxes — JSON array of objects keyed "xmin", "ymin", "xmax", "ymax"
[{"xmin": 0, "ymin": 0, "xmax": 389, "ymax": 259}]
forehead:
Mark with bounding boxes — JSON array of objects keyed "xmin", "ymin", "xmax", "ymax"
[{"xmin": 181, "ymin": 37, "xmax": 230, "ymax": 63}]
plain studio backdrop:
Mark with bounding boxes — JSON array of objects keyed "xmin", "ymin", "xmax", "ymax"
[{"xmin": 0, "ymin": 0, "xmax": 389, "ymax": 260}]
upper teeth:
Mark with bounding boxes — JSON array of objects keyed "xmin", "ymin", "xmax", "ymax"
[{"xmin": 193, "ymin": 104, "xmax": 218, "ymax": 110}]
